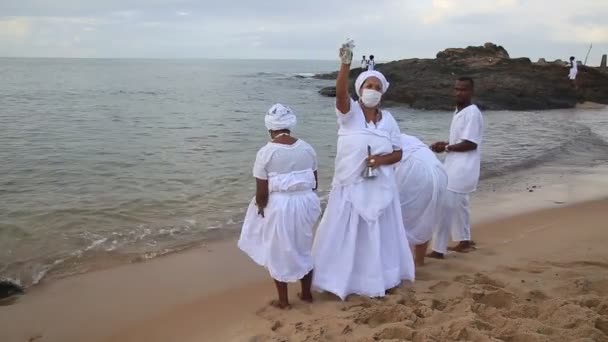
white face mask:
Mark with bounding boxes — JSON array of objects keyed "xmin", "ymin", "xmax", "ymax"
[{"xmin": 360, "ymin": 89, "xmax": 382, "ymax": 108}]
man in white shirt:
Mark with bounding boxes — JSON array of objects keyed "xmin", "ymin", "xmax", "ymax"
[
  {"xmin": 367, "ymin": 55, "xmax": 375, "ymax": 71},
  {"xmin": 361, "ymin": 55, "xmax": 368, "ymax": 70},
  {"xmin": 429, "ymin": 77, "xmax": 484, "ymax": 258},
  {"xmin": 568, "ymin": 56, "xmax": 578, "ymax": 81},
  {"xmin": 568, "ymin": 56, "xmax": 578, "ymax": 90}
]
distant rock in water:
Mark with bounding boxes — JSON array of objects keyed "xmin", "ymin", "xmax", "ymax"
[
  {"xmin": 319, "ymin": 86, "xmax": 337, "ymax": 97},
  {"xmin": 0, "ymin": 280, "xmax": 24, "ymax": 299},
  {"xmin": 314, "ymin": 42, "xmax": 608, "ymax": 110}
]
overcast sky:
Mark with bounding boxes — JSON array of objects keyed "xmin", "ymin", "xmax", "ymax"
[{"xmin": 1, "ymin": 0, "xmax": 607, "ymax": 64}]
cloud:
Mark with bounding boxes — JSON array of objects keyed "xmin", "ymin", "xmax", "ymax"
[
  {"xmin": 0, "ymin": 0, "xmax": 606, "ymax": 64},
  {"xmin": 422, "ymin": 0, "xmax": 519, "ymax": 24},
  {"xmin": 0, "ymin": 17, "xmax": 31, "ymax": 41}
]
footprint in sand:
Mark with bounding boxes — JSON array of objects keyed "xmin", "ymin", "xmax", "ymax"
[
  {"xmin": 468, "ymin": 287, "xmax": 516, "ymax": 309},
  {"xmin": 374, "ymin": 325, "xmax": 414, "ymax": 340},
  {"xmin": 429, "ymin": 280, "xmax": 451, "ymax": 292},
  {"xmin": 352, "ymin": 304, "xmax": 416, "ymax": 328},
  {"xmin": 548, "ymin": 260, "xmax": 608, "ymax": 270}
]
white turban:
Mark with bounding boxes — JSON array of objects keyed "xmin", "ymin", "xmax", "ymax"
[
  {"xmin": 265, "ymin": 103, "xmax": 297, "ymax": 131},
  {"xmin": 355, "ymin": 70, "xmax": 390, "ymax": 97}
]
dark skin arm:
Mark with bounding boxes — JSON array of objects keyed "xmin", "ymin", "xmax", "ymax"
[
  {"xmin": 430, "ymin": 140, "xmax": 477, "ymax": 153},
  {"xmin": 255, "ymin": 178, "xmax": 269, "ymax": 217},
  {"xmin": 368, "ymin": 150, "xmax": 403, "ymax": 168}
]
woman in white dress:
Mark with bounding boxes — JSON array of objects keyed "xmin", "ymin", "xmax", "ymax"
[
  {"xmin": 395, "ymin": 134, "xmax": 448, "ymax": 267},
  {"xmin": 312, "ymin": 44, "xmax": 415, "ymax": 300},
  {"xmin": 238, "ymin": 104, "xmax": 321, "ymax": 309}
]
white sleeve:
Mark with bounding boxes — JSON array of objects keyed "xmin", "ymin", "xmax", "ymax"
[
  {"xmin": 386, "ymin": 113, "xmax": 403, "ymax": 150},
  {"xmin": 461, "ymin": 108, "xmax": 483, "ymax": 145},
  {"xmin": 336, "ymin": 98, "xmax": 358, "ymax": 124},
  {"xmin": 252, "ymin": 147, "xmax": 269, "ymax": 180}
]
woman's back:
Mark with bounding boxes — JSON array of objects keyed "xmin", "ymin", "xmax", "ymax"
[{"xmin": 254, "ymin": 139, "xmax": 317, "ymax": 177}]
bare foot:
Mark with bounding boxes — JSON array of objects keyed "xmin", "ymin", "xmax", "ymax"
[
  {"xmin": 269, "ymin": 300, "xmax": 291, "ymax": 310},
  {"xmin": 427, "ymin": 251, "xmax": 444, "ymax": 259},
  {"xmin": 298, "ymin": 292, "xmax": 313, "ymax": 303},
  {"xmin": 448, "ymin": 241, "xmax": 475, "ymax": 253}
]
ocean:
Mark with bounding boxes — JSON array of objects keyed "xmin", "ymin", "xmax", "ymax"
[{"xmin": 1, "ymin": 58, "xmax": 607, "ymax": 287}]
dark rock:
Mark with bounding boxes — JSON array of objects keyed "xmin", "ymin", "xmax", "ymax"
[
  {"xmin": 537, "ymin": 58, "xmax": 547, "ymax": 64},
  {"xmin": 436, "ymin": 42, "xmax": 510, "ymax": 60},
  {"xmin": 0, "ymin": 280, "xmax": 24, "ymax": 299},
  {"xmin": 315, "ymin": 43, "xmax": 608, "ymax": 110},
  {"xmin": 318, "ymin": 86, "xmax": 336, "ymax": 97},
  {"xmin": 601, "ymin": 54, "xmax": 607, "ymax": 70}
]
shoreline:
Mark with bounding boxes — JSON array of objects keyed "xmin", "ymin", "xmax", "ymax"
[
  {"xmin": 1, "ymin": 164, "xmax": 608, "ymax": 341},
  {"xmin": 3, "ymin": 103, "xmax": 607, "ymax": 290},
  {"xmin": 14, "ymin": 161, "xmax": 608, "ymax": 291}
]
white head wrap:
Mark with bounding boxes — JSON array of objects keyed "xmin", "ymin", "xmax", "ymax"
[
  {"xmin": 265, "ymin": 103, "xmax": 297, "ymax": 131},
  {"xmin": 355, "ymin": 70, "xmax": 390, "ymax": 97}
]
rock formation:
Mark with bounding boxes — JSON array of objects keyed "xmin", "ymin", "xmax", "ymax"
[{"xmin": 316, "ymin": 43, "xmax": 608, "ymax": 110}]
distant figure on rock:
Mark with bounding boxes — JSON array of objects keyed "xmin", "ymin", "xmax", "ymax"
[
  {"xmin": 368, "ymin": 55, "xmax": 376, "ymax": 71},
  {"xmin": 568, "ymin": 56, "xmax": 578, "ymax": 88},
  {"xmin": 361, "ymin": 55, "xmax": 368, "ymax": 70}
]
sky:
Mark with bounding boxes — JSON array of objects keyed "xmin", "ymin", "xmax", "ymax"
[{"xmin": 1, "ymin": 0, "xmax": 607, "ymax": 65}]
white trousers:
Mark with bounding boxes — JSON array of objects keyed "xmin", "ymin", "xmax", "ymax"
[{"xmin": 431, "ymin": 190, "xmax": 471, "ymax": 254}]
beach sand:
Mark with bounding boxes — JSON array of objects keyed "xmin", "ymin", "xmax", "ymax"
[{"xmin": 1, "ymin": 167, "xmax": 608, "ymax": 342}]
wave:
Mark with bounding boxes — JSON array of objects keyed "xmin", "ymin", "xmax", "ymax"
[
  {"xmin": 242, "ymin": 72, "xmax": 318, "ymax": 80},
  {"xmin": 480, "ymin": 124, "xmax": 608, "ymax": 179}
]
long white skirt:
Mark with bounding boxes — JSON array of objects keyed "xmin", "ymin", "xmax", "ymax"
[
  {"xmin": 431, "ymin": 190, "xmax": 471, "ymax": 254},
  {"xmin": 312, "ymin": 185, "xmax": 416, "ymax": 300},
  {"xmin": 238, "ymin": 190, "xmax": 321, "ymax": 282},
  {"xmin": 396, "ymin": 158, "xmax": 448, "ymax": 245}
]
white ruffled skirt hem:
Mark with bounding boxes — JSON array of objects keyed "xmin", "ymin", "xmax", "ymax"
[{"xmin": 238, "ymin": 191, "xmax": 320, "ymax": 283}]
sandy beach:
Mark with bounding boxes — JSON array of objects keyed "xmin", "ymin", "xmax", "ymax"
[{"xmin": 1, "ymin": 165, "xmax": 608, "ymax": 342}]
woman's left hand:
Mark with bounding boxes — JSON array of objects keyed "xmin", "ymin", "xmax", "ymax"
[{"xmin": 367, "ymin": 155, "xmax": 384, "ymax": 168}]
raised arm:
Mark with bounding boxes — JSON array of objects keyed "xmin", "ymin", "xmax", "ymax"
[
  {"xmin": 336, "ymin": 61, "xmax": 351, "ymax": 114},
  {"xmin": 336, "ymin": 42, "xmax": 354, "ymax": 114}
]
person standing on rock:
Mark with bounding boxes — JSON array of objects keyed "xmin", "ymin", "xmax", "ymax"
[
  {"xmin": 312, "ymin": 40, "xmax": 415, "ymax": 300},
  {"xmin": 568, "ymin": 56, "xmax": 578, "ymax": 89},
  {"xmin": 361, "ymin": 55, "xmax": 368, "ymax": 70},
  {"xmin": 428, "ymin": 77, "xmax": 484, "ymax": 257},
  {"xmin": 368, "ymin": 55, "xmax": 376, "ymax": 71}
]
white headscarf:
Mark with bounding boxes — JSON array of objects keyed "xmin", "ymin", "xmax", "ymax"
[
  {"xmin": 355, "ymin": 70, "xmax": 390, "ymax": 97},
  {"xmin": 265, "ymin": 103, "xmax": 297, "ymax": 131}
]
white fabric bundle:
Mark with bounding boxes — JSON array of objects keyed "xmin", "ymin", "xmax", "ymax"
[
  {"xmin": 355, "ymin": 70, "xmax": 390, "ymax": 97},
  {"xmin": 265, "ymin": 103, "xmax": 297, "ymax": 131},
  {"xmin": 396, "ymin": 134, "xmax": 448, "ymax": 245}
]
